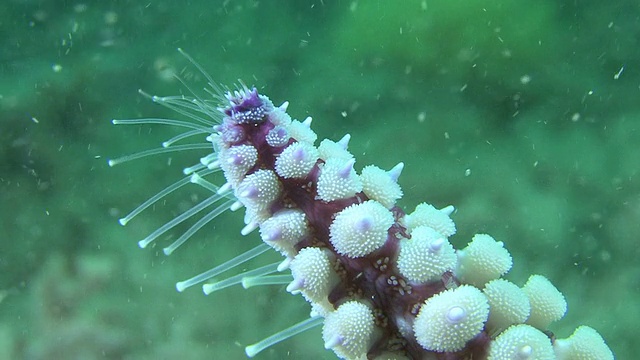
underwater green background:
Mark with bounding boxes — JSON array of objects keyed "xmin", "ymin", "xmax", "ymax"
[{"xmin": 1, "ymin": 0, "xmax": 638, "ymax": 359}]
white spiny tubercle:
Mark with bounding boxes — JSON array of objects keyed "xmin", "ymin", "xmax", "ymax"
[
  {"xmin": 242, "ymin": 207, "xmax": 271, "ymax": 230},
  {"xmin": 235, "ymin": 169, "xmax": 281, "ymax": 212},
  {"xmin": 360, "ymin": 164, "xmax": 404, "ymax": 208},
  {"xmin": 487, "ymin": 324, "xmax": 555, "ymax": 360},
  {"xmin": 289, "ymin": 247, "xmax": 337, "ymax": 313},
  {"xmin": 267, "ymin": 105, "xmax": 292, "ymax": 126},
  {"xmin": 413, "ymin": 285, "xmax": 489, "ymax": 352},
  {"xmin": 483, "ymin": 279, "xmax": 531, "ymax": 335},
  {"xmin": 218, "ymin": 144, "xmax": 258, "ymax": 186},
  {"xmin": 456, "ymin": 234, "xmax": 513, "ymax": 288},
  {"xmin": 318, "ymin": 137, "xmax": 354, "ymax": 161},
  {"xmin": 279, "ymin": 101, "xmax": 289, "ymax": 111},
  {"xmin": 287, "ymin": 119, "xmax": 318, "ymax": 144},
  {"xmin": 397, "ymin": 225, "xmax": 457, "ymax": 283},
  {"xmin": 317, "ymin": 158, "xmax": 362, "ymax": 202},
  {"xmin": 553, "ymin": 325, "xmax": 614, "ymax": 360},
  {"xmin": 322, "ymin": 301, "xmax": 378, "ymax": 360},
  {"xmin": 275, "ymin": 142, "xmax": 319, "ymax": 179},
  {"xmin": 258, "ymin": 209, "xmax": 308, "ymax": 257},
  {"xmin": 265, "ymin": 125, "xmax": 290, "ymax": 147},
  {"xmin": 523, "ymin": 274, "xmax": 567, "ymax": 330},
  {"xmin": 329, "ymin": 200, "xmax": 394, "ymax": 258},
  {"xmin": 404, "ymin": 202, "xmax": 457, "ymax": 237}
]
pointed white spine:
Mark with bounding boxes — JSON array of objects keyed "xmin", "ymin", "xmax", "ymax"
[{"xmin": 387, "ymin": 162, "xmax": 404, "ymax": 182}]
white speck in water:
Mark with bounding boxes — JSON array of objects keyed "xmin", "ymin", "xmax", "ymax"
[
  {"xmin": 613, "ymin": 66, "xmax": 624, "ymax": 80},
  {"xmin": 571, "ymin": 113, "xmax": 581, "ymax": 122}
]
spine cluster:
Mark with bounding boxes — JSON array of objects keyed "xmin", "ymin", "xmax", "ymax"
[{"xmin": 117, "ymin": 83, "xmax": 614, "ymax": 360}]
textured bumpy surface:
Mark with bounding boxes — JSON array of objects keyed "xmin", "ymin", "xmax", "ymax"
[{"xmin": 118, "ymin": 84, "xmax": 615, "ymax": 359}]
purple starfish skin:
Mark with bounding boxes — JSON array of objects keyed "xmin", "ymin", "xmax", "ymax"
[{"xmin": 219, "ymin": 88, "xmax": 490, "ymax": 359}]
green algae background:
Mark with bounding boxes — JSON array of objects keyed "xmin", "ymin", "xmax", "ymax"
[{"xmin": 1, "ymin": 0, "xmax": 638, "ymax": 359}]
